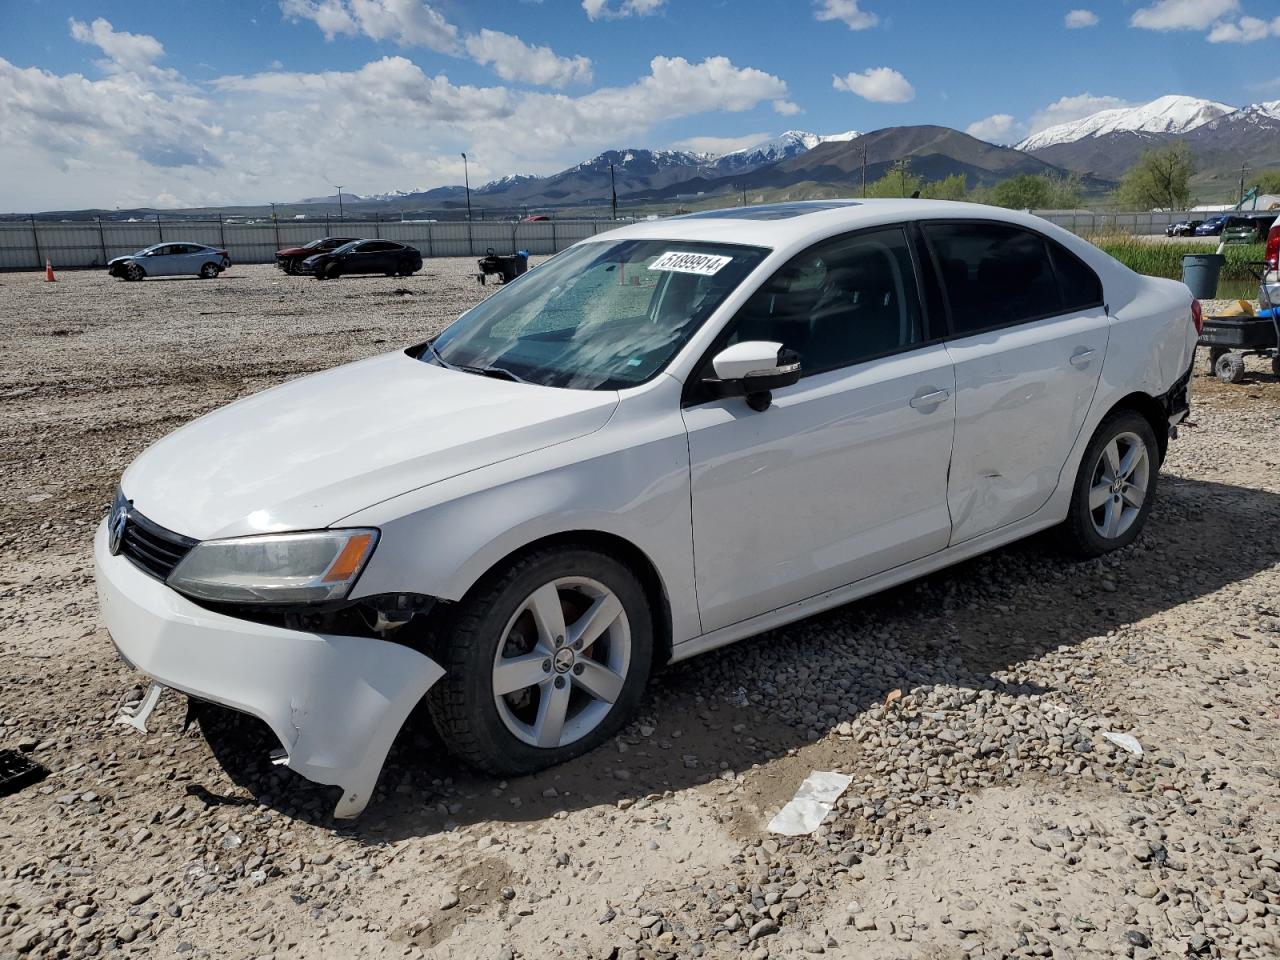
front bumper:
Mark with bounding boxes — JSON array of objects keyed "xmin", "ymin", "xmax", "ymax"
[{"xmin": 92, "ymin": 520, "xmax": 444, "ymax": 818}]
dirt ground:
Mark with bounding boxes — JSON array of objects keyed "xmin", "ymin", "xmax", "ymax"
[{"xmin": 0, "ymin": 263, "xmax": 1278, "ymax": 960}]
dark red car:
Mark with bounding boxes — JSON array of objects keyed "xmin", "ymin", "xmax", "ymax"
[{"xmin": 275, "ymin": 236, "xmax": 360, "ymax": 274}]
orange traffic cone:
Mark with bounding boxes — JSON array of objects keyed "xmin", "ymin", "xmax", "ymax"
[{"xmin": 44, "ymin": 259, "xmax": 56, "ymax": 282}]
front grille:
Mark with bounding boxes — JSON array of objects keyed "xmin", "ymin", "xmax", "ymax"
[{"xmin": 120, "ymin": 510, "xmax": 198, "ymax": 581}]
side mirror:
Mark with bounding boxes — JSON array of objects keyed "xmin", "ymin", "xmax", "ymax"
[{"xmin": 703, "ymin": 340, "xmax": 801, "ymax": 411}]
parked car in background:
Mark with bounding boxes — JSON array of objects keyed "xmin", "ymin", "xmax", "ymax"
[
  {"xmin": 1193, "ymin": 216, "xmax": 1228, "ymax": 237},
  {"xmin": 95, "ymin": 199, "xmax": 1197, "ymax": 818},
  {"xmin": 275, "ymin": 236, "xmax": 360, "ymax": 275},
  {"xmin": 302, "ymin": 240, "xmax": 423, "ymax": 279},
  {"xmin": 1223, "ymin": 214, "xmax": 1278, "ymax": 244},
  {"xmin": 1166, "ymin": 219, "xmax": 1203, "ymax": 237},
  {"xmin": 107, "ymin": 243, "xmax": 230, "ymax": 281}
]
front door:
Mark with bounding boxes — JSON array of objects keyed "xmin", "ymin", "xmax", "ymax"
[
  {"xmin": 921, "ymin": 221, "xmax": 1110, "ymax": 543},
  {"xmin": 682, "ymin": 226, "xmax": 956, "ymax": 633}
]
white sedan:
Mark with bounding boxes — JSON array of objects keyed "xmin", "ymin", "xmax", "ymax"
[{"xmin": 94, "ymin": 200, "xmax": 1198, "ymax": 817}]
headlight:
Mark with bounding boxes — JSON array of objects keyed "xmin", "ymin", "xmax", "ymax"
[{"xmin": 167, "ymin": 529, "xmax": 379, "ymax": 604}]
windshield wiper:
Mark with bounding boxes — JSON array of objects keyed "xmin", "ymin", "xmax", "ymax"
[
  {"xmin": 424, "ymin": 340, "xmax": 457, "ymax": 369},
  {"xmin": 474, "ymin": 365, "xmax": 529, "ymax": 384}
]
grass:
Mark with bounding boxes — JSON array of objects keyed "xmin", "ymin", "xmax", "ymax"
[{"xmin": 1089, "ymin": 235, "xmax": 1266, "ymax": 283}]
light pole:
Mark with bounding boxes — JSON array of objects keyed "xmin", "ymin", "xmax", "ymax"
[
  {"xmin": 1239, "ymin": 162, "xmax": 1249, "ymax": 207},
  {"xmin": 334, "ymin": 185, "xmax": 344, "ymax": 222},
  {"xmin": 461, "ymin": 153, "xmax": 472, "ymax": 222},
  {"xmin": 609, "ymin": 162, "xmax": 617, "ymax": 220}
]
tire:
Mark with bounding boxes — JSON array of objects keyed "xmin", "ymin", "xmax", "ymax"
[
  {"xmin": 198, "ymin": 262, "xmax": 219, "ymax": 279},
  {"xmin": 1215, "ymin": 352, "xmax": 1246, "ymax": 384},
  {"xmin": 428, "ymin": 546, "xmax": 654, "ymax": 776},
  {"xmin": 326, "ymin": 263, "xmax": 342, "ymax": 280},
  {"xmin": 124, "ymin": 263, "xmax": 145, "ymax": 282},
  {"xmin": 1271, "ymin": 355, "xmax": 1280, "ymax": 378},
  {"xmin": 1058, "ymin": 409, "xmax": 1159, "ymax": 559},
  {"xmin": 1207, "ymin": 346, "xmax": 1227, "ymax": 373},
  {"xmin": 285, "ymin": 259, "xmax": 299, "ymax": 275}
]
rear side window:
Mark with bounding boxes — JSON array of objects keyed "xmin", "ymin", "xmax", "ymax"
[
  {"xmin": 924, "ymin": 223, "xmax": 1063, "ymax": 335},
  {"xmin": 1049, "ymin": 241, "xmax": 1104, "ymax": 311}
]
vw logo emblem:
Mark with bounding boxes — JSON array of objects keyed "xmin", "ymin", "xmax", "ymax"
[
  {"xmin": 108, "ymin": 502, "xmax": 129, "ymax": 556},
  {"xmin": 552, "ymin": 648, "xmax": 575, "ymax": 674}
]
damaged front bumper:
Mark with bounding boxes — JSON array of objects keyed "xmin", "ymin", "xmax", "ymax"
[{"xmin": 92, "ymin": 520, "xmax": 445, "ymax": 818}]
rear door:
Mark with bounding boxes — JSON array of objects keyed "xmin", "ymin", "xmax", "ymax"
[{"xmin": 922, "ymin": 221, "xmax": 1109, "ymax": 544}]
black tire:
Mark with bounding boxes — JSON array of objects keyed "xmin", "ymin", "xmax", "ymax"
[
  {"xmin": 428, "ymin": 546, "xmax": 654, "ymax": 776},
  {"xmin": 1215, "ymin": 352, "xmax": 1246, "ymax": 384},
  {"xmin": 326, "ymin": 262, "xmax": 342, "ymax": 280},
  {"xmin": 1057, "ymin": 409, "xmax": 1159, "ymax": 559},
  {"xmin": 285, "ymin": 258, "xmax": 299, "ymax": 275},
  {"xmin": 1271, "ymin": 355, "xmax": 1280, "ymax": 378},
  {"xmin": 198, "ymin": 262, "xmax": 219, "ymax": 279},
  {"xmin": 124, "ymin": 263, "xmax": 145, "ymax": 282},
  {"xmin": 1207, "ymin": 346, "xmax": 1227, "ymax": 373}
]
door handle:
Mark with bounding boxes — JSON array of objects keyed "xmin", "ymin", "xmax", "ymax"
[
  {"xmin": 909, "ymin": 388, "xmax": 950, "ymax": 410},
  {"xmin": 1069, "ymin": 348, "xmax": 1097, "ymax": 369}
]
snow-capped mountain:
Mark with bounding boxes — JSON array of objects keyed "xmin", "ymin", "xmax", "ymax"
[
  {"xmin": 713, "ymin": 129, "xmax": 863, "ymax": 174},
  {"xmin": 1015, "ymin": 95, "xmax": 1234, "ymax": 152},
  {"xmin": 476, "ymin": 174, "xmax": 540, "ymax": 196}
]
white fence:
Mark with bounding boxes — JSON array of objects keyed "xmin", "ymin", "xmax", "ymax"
[
  {"xmin": 0, "ymin": 209, "xmax": 1223, "ymax": 271},
  {"xmin": 0, "ymin": 218, "xmax": 622, "ymax": 270}
]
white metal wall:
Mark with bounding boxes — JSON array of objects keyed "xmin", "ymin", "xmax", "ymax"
[
  {"xmin": 0, "ymin": 210, "xmax": 1236, "ymax": 271},
  {"xmin": 0, "ymin": 218, "xmax": 624, "ymax": 270}
]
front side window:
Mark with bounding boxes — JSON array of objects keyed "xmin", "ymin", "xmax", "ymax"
[
  {"xmin": 429, "ymin": 239, "xmax": 769, "ymax": 390},
  {"xmin": 717, "ymin": 226, "xmax": 924, "ymax": 376}
]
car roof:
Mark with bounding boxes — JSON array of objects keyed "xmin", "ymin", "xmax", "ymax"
[{"xmin": 595, "ymin": 199, "xmax": 1070, "ymax": 254}]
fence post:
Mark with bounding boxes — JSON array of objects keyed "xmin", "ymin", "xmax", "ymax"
[
  {"xmin": 374, "ymin": 220, "xmax": 381, "ymax": 239},
  {"xmin": 467, "ymin": 218, "xmax": 475, "ymax": 257},
  {"xmin": 218, "ymin": 214, "xmax": 226, "ymax": 249},
  {"xmin": 97, "ymin": 217, "xmax": 107, "ymax": 265},
  {"xmin": 551, "ymin": 218, "xmax": 558, "ymax": 253},
  {"xmin": 157, "ymin": 214, "xmax": 163, "ymax": 243},
  {"xmin": 425, "ymin": 222, "xmax": 434, "ymax": 259},
  {"xmin": 30, "ymin": 215, "xmax": 42, "ymax": 269},
  {"xmin": 273, "ymin": 213, "xmax": 280, "ymax": 251}
]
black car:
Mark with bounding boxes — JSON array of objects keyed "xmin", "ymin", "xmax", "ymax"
[
  {"xmin": 1166, "ymin": 219, "xmax": 1203, "ymax": 237},
  {"xmin": 303, "ymin": 240, "xmax": 423, "ymax": 279},
  {"xmin": 275, "ymin": 236, "xmax": 360, "ymax": 274}
]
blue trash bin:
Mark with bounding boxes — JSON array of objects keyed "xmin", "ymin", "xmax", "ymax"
[{"xmin": 1182, "ymin": 254, "xmax": 1225, "ymax": 299}]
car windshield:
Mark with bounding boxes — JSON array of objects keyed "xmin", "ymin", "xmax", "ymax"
[{"xmin": 427, "ymin": 238, "xmax": 769, "ymax": 390}]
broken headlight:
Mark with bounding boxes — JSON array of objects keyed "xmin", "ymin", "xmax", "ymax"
[{"xmin": 166, "ymin": 529, "xmax": 379, "ymax": 604}]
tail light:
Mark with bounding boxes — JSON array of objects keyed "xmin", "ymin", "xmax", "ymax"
[
  {"xmin": 1266, "ymin": 224, "xmax": 1280, "ymax": 268},
  {"xmin": 1191, "ymin": 298, "xmax": 1203, "ymax": 336}
]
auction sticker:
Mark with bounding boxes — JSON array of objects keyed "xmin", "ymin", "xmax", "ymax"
[{"xmin": 648, "ymin": 251, "xmax": 733, "ymax": 276}]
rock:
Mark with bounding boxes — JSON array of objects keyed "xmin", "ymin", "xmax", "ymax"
[
  {"xmin": 440, "ymin": 890, "xmax": 460, "ymax": 910},
  {"xmin": 748, "ymin": 918, "xmax": 778, "ymax": 940},
  {"xmin": 853, "ymin": 915, "xmax": 877, "ymax": 932}
]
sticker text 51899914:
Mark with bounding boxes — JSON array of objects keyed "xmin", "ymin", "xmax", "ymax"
[{"xmin": 647, "ymin": 251, "xmax": 733, "ymax": 276}]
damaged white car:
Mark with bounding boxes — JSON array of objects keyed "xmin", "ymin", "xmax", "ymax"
[{"xmin": 95, "ymin": 200, "xmax": 1198, "ymax": 817}]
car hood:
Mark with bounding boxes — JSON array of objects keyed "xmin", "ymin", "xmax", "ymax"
[
  {"xmin": 122, "ymin": 351, "xmax": 619, "ymax": 540},
  {"xmin": 277, "ymin": 247, "xmax": 313, "ymax": 257},
  {"xmin": 107, "ymin": 255, "xmax": 137, "ymax": 266}
]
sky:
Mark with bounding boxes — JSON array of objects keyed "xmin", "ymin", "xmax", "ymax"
[{"xmin": 2, "ymin": 0, "xmax": 1278, "ymax": 212}]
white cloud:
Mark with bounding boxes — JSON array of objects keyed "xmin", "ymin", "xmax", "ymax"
[
  {"xmin": 69, "ymin": 17, "xmax": 165, "ymax": 73},
  {"xmin": 966, "ymin": 114, "xmax": 1017, "ymax": 143},
  {"xmin": 673, "ymin": 132, "xmax": 772, "ymax": 155},
  {"xmin": 1027, "ymin": 93, "xmax": 1131, "ymax": 134},
  {"xmin": 279, "ymin": 0, "xmax": 460, "ymax": 53},
  {"xmin": 582, "ymin": 0, "xmax": 665, "ymax": 20},
  {"xmin": 1064, "ymin": 9, "xmax": 1099, "ymax": 29},
  {"xmin": 1207, "ymin": 15, "xmax": 1280, "ymax": 43},
  {"xmin": 813, "ymin": 0, "xmax": 880, "ymax": 30},
  {"xmin": 773, "ymin": 99, "xmax": 802, "ymax": 115},
  {"xmin": 832, "ymin": 67, "xmax": 914, "ymax": 104},
  {"xmin": 1130, "ymin": 0, "xmax": 1238, "ymax": 32},
  {"xmin": 464, "ymin": 29, "xmax": 592, "ymax": 87}
]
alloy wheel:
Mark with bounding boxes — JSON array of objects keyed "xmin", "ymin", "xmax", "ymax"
[
  {"xmin": 1088, "ymin": 431, "xmax": 1149, "ymax": 540},
  {"xmin": 491, "ymin": 576, "xmax": 631, "ymax": 749}
]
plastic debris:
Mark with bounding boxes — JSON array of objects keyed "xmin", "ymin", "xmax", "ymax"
[
  {"xmin": 767, "ymin": 771, "xmax": 853, "ymax": 836},
  {"xmin": 1101, "ymin": 731, "xmax": 1143, "ymax": 757},
  {"xmin": 884, "ymin": 688, "xmax": 902, "ymax": 706},
  {"xmin": 116, "ymin": 683, "xmax": 164, "ymax": 734},
  {"xmin": 0, "ymin": 749, "xmax": 48, "ymax": 797}
]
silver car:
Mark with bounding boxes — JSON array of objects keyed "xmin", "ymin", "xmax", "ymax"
[{"xmin": 107, "ymin": 243, "xmax": 231, "ymax": 281}]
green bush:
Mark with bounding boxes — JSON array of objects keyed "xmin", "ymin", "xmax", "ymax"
[{"xmin": 1090, "ymin": 236, "xmax": 1265, "ymax": 283}]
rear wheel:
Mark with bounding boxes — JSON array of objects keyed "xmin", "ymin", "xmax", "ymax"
[
  {"xmin": 428, "ymin": 547, "xmax": 653, "ymax": 775},
  {"xmin": 1215, "ymin": 352, "xmax": 1246, "ymax": 384},
  {"xmin": 1058, "ymin": 410, "xmax": 1158, "ymax": 558}
]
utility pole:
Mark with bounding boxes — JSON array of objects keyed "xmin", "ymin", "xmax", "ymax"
[
  {"xmin": 609, "ymin": 162, "xmax": 617, "ymax": 220},
  {"xmin": 461, "ymin": 153, "xmax": 473, "ymax": 222},
  {"xmin": 742, "ymin": 186, "xmax": 747, "ymax": 206},
  {"xmin": 1239, "ymin": 162, "xmax": 1249, "ymax": 207},
  {"xmin": 334, "ymin": 185, "xmax": 344, "ymax": 222},
  {"xmin": 860, "ymin": 146, "xmax": 868, "ymax": 198}
]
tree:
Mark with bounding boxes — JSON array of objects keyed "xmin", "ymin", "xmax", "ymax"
[
  {"xmin": 985, "ymin": 173, "xmax": 1082, "ymax": 211},
  {"xmin": 1115, "ymin": 142, "xmax": 1195, "ymax": 210},
  {"xmin": 1253, "ymin": 169, "xmax": 1280, "ymax": 197},
  {"xmin": 922, "ymin": 174, "xmax": 968, "ymax": 201},
  {"xmin": 865, "ymin": 159, "xmax": 922, "ymax": 198}
]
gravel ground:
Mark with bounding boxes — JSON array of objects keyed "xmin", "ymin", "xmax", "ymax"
[{"xmin": 1, "ymin": 263, "xmax": 1278, "ymax": 960}]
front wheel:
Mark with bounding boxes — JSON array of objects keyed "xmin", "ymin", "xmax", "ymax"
[
  {"xmin": 1058, "ymin": 410, "xmax": 1158, "ymax": 559},
  {"xmin": 198, "ymin": 262, "xmax": 219, "ymax": 279},
  {"xmin": 428, "ymin": 547, "xmax": 654, "ymax": 775},
  {"xmin": 124, "ymin": 263, "xmax": 144, "ymax": 281}
]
